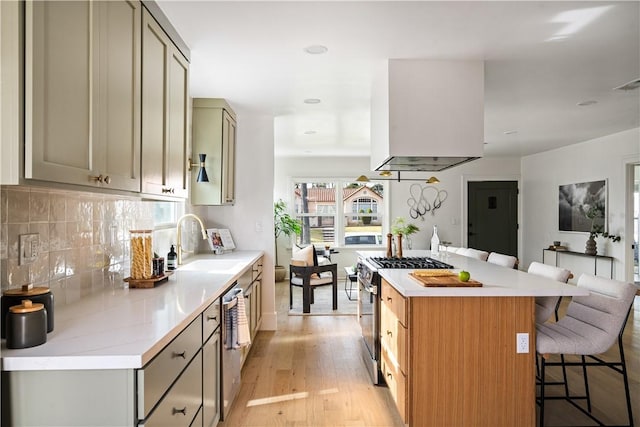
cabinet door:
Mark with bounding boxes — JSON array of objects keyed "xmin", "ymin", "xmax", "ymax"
[
  {"xmin": 166, "ymin": 48, "xmax": 189, "ymax": 198},
  {"xmin": 221, "ymin": 110, "xmax": 236, "ymax": 204},
  {"xmin": 203, "ymin": 329, "xmax": 221, "ymax": 427},
  {"xmin": 141, "ymin": 10, "xmax": 169, "ymax": 196},
  {"xmin": 141, "ymin": 9, "xmax": 188, "ymax": 198},
  {"xmin": 26, "ymin": 0, "xmax": 141, "ymax": 192},
  {"xmin": 25, "ymin": 1, "xmax": 95, "ymax": 185},
  {"xmin": 190, "ymin": 99, "xmax": 236, "ymax": 206},
  {"xmin": 95, "ymin": 0, "xmax": 141, "ymax": 192}
]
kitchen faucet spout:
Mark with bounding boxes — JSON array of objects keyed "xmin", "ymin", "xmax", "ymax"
[{"xmin": 176, "ymin": 213, "xmax": 208, "ymax": 265}]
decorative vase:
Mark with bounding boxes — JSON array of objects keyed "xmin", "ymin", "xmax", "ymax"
[
  {"xmin": 403, "ymin": 236, "xmax": 412, "ymax": 250},
  {"xmin": 585, "ymin": 236, "xmax": 597, "ymax": 256}
]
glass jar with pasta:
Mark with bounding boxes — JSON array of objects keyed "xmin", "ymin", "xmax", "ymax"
[{"xmin": 130, "ymin": 230, "xmax": 153, "ymax": 280}]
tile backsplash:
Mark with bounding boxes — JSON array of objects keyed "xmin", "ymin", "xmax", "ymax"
[{"xmin": 0, "ymin": 185, "xmax": 179, "ymax": 305}]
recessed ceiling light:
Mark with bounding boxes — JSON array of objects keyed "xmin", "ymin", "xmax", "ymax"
[
  {"xmin": 304, "ymin": 98, "xmax": 321, "ymax": 104},
  {"xmin": 577, "ymin": 100, "xmax": 598, "ymax": 106},
  {"xmin": 304, "ymin": 130, "xmax": 317, "ymax": 135},
  {"xmin": 303, "ymin": 45, "xmax": 328, "ymax": 55},
  {"xmin": 503, "ymin": 130, "xmax": 518, "ymax": 135}
]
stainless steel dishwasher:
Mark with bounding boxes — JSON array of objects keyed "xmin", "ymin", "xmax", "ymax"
[{"xmin": 221, "ymin": 283, "xmax": 242, "ymax": 420}]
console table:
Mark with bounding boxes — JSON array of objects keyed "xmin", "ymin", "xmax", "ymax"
[{"xmin": 542, "ymin": 249, "xmax": 613, "ymax": 279}]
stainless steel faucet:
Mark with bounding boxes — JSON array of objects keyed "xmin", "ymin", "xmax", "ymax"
[{"xmin": 176, "ymin": 213, "xmax": 208, "ymax": 265}]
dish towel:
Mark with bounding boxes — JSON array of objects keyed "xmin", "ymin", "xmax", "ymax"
[{"xmin": 236, "ymin": 289, "xmax": 251, "ymax": 348}]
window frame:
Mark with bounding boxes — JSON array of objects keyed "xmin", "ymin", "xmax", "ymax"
[{"xmin": 289, "ymin": 177, "xmax": 389, "ymax": 248}]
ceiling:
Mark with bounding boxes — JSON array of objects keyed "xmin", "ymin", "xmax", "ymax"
[{"xmin": 156, "ymin": 1, "xmax": 640, "ymax": 161}]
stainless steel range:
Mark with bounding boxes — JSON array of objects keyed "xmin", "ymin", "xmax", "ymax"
[{"xmin": 357, "ymin": 256, "xmax": 453, "ymax": 384}]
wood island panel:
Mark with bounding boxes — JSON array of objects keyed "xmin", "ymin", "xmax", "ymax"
[{"xmin": 409, "ymin": 296, "xmax": 535, "ymax": 426}]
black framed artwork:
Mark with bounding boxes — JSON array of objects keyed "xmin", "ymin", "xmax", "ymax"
[{"xmin": 558, "ymin": 180, "xmax": 606, "ymax": 233}]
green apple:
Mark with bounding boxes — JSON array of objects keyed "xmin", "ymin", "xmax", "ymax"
[{"xmin": 458, "ymin": 270, "xmax": 470, "ymax": 282}]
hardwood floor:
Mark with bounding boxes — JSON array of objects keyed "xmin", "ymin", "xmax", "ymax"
[{"xmin": 220, "ymin": 283, "xmax": 640, "ymax": 426}]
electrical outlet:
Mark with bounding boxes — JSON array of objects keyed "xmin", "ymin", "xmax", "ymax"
[
  {"xmin": 516, "ymin": 333, "xmax": 529, "ymax": 354},
  {"xmin": 19, "ymin": 233, "xmax": 40, "ymax": 265}
]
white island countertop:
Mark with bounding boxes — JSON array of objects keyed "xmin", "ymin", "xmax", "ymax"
[
  {"xmin": 358, "ymin": 250, "xmax": 590, "ymax": 298},
  {"xmin": 1, "ymin": 251, "xmax": 263, "ymax": 372}
]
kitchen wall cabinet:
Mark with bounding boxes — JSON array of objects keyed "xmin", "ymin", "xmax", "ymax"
[
  {"xmin": 141, "ymin": 8, "xmax": 189, "ymax": 199},
  {"xmin": 191, "ymin": 98, "xmax": 237, "ymax": 205},
  {"xmin": 25, "ymin": 0, "xmax": 141, "ymax": 192},
  {"xmin": 0, "ymin": 0, "xmax": 21, "ymax": 185}
]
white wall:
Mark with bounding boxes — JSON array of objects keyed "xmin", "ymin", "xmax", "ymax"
[
  {"xmin": 274, "ymin": 155, "xmax": 521, "ymax": 268},
  {"xmin": 388, "ymin": 157, "xmax": 521, "ymax": 252},
  {"xmin": 521, "ymin": 127, "xmax": 640, "ymax": 281},
  {"xmin": 194, "ymin": 110, "xmax": 277, "ymax": 329}
]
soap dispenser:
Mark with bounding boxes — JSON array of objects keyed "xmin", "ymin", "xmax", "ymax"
[{"xmin": 167, "ymin": 245, "xmax": 177, "ymax": 270}]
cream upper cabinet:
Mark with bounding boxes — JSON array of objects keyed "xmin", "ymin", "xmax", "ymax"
[
  {"xmin": 141, "ymin": 9, "xmax": 189, "ymax": 199},
  {"xmin": 25, "ymin": 0, "xmax": 141, "ymax": 192},
  {"xmin": 191, "ymin": 99, "xmax": 237, "ymax": 205}
]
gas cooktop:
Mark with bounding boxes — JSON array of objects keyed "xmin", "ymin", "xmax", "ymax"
[{"xmin": 368, "ymin": 256, "xmax": 453, "ymax": 270}]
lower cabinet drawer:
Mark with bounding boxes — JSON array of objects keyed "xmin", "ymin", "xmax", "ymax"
[
  {"xmin": 203, "ymin": 299, "xmax": 221, "ymax": 341},
  {"xmin": 141, "ymin": 351, "xmax": 203, "ymax": 427},
  {"xmin": 137, "ymin": 316, "xmax": 202, "ymax": 419},
  {"xmin": 381, "ymin": 349, "xmax": 407, "ymax": 424}
]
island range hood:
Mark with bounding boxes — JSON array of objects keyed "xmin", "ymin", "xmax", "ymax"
[{"xmin": 370, "ymin": 59, "xmax": 484, "ymax": 172}]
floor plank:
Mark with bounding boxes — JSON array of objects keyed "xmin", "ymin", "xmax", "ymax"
[{"xmin": 220, "ymin": 282, "xmax": 640, "ymax": 426}]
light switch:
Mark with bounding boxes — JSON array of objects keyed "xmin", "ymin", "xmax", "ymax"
[{"xmin": 19, "ymin": 233, "xmax": 40, "ymax": 265}]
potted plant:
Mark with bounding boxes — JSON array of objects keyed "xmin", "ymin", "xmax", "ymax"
[
  {"xmin": 274, "ymin": 199, "xmax": 302, "ymax": 281},
  {"xmin": 582, "ymin": 204, "xmax": 620, "ymax": 255},
  {"xmin": 391, "ymin": 217, "xmax": 420, "ymax": 249}
]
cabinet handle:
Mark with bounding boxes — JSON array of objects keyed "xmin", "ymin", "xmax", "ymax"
[
  {"xmin": 172, "ymin": 407, "xmax": 187, "ymax": 416},
  {"xmin": 387, "ymin": 372, "xmax": 393, "ymax": 380},
  {"xmin": 162, "ymin": 187, "xmax": 175, "ymax": 194},
  {"xmin": 172, "ymin": 351, "xmax": 186, "ymax": 359},
  {"xmin": 89, "ymin": 174, "xmax": 111, "ymax": 185},
  {"xmin": 387, "ymin": 296, "xmax": 392, "ymax": 302},
  {"xmin": 386, "ymin": 330, "xmax": 392, "ymax": 336},
  {"xmin": 206, "ymin": 315, "xmax": 217, "ymax": 322}
]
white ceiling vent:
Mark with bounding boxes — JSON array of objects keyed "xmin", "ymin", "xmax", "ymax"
[{"xmin": 613, "ymin": 78, "xmax": 640, "ymax": 91}]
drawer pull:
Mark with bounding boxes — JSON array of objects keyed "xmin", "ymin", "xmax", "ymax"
[
  {"xmin": 387, "ymin": 330, "xmax": 392, "ymax": 337},
  {"xmin": 387, "ymin": 372, "xmax": 393, "ymax": 379},
  {"xmin": 172, "ymin": 351, "xmax": 186, "ymax": 359},
  {"xmin": 387, "ymin": 296, "xmax": 392, "ymax": 302},
  {"xmin": 172, "ymin": 407, "xmax": 187, "ymax": 416},
  {"xmin": 206, "ymin": 315, "xmax": 218, "ymax": 322},
  {"xmin": 90, "ymin": 174, "xmax": 110, "ymax": 184}
]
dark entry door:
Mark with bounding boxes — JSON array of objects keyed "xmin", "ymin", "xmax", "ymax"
[{"xmin": 468, "ymin": 181, "xmax": 518, "ymax": 256}]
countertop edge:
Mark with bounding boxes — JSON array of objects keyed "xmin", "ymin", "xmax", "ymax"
[{"xmin": 1, "ymin": 251, "xmax": 264, "ymax": 372}]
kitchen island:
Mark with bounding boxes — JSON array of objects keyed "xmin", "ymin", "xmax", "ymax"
[
  {"xmin": 1, "ymin": 250, "xmax": 263, "ymax": 427},
  {"xmin": 359, "ymin": 250, "xmax": 589, "ymax": 427}
]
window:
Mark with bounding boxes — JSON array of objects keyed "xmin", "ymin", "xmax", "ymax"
[
  {"xmin": 152, "ymin": 201, "xmax": 184, "ymax": 228},
  {"xmin": 292, "ymin": 179, "xmax": 386, "ymax": 247}
]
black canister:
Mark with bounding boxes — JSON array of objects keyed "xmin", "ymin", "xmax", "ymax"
[
  {"xmin": 1, "ymin": 285, "xmax": 54, "ymax": 338},
  {"xmin": 6, "ymin": 299, "xmax": 47, "ymax": 349}
]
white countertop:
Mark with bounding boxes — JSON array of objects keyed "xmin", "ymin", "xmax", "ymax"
[
  {"xmin": 358, "ymin": 250, "xmax": 590, "ymax": 298},
  {"xmin": 1, "ymin": 251, "xmax": 263, "ymax": 372}
]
